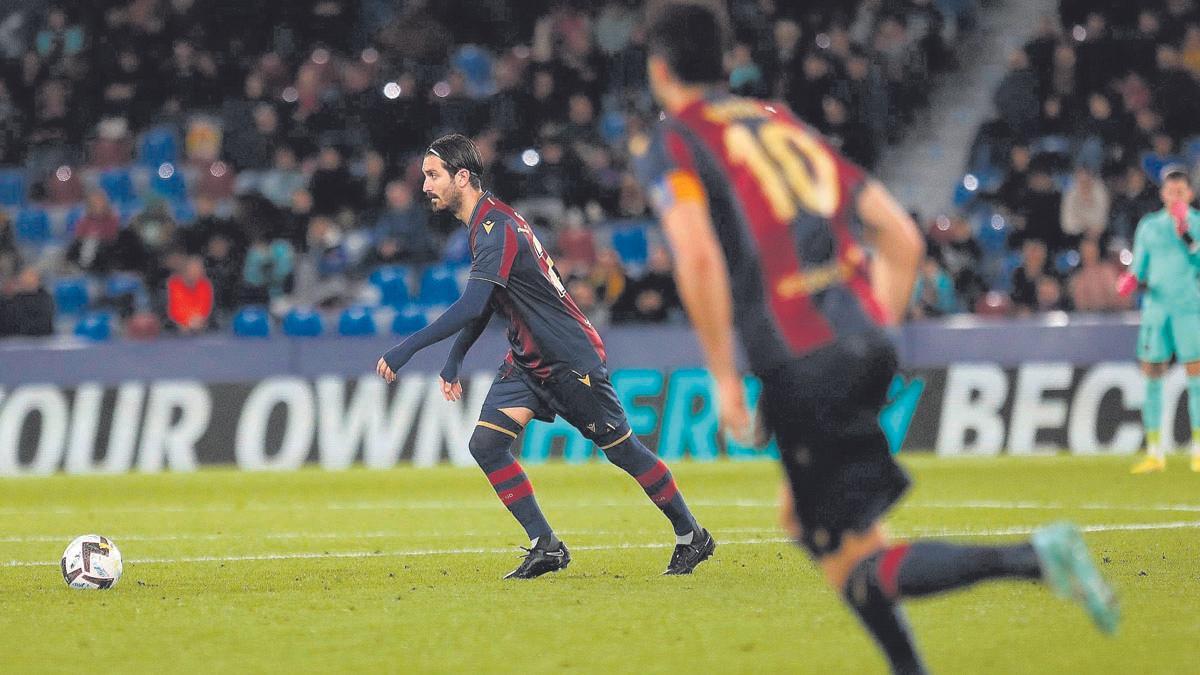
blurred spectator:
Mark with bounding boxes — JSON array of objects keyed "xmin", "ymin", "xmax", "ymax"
[
  {"xmin": 1015, "ymin": 168, "xmax": 1064, "ymax": 251},
  {"xmin": 166, "ymin": 255, "xmax": 213, "ymax": 333},
  {"xmin": 257, "ymin": 146, "xmax": 308, "ymax": 208},
  {"xmin": 360, "ymin": 150, "xmax": 389, "ymax": 212},
  {"xmin": 1035, "ymin": 275, "xmax": 1069, "ymax": 312},
  {"xmin": 242, "ymin": 235, "xmax": 295, "ymax": 304},
  {"xmin": 227, "ymin": 103, "xmax": 282, "ymax": 171},
  {"xmin": 821, "ymin": 95, "xmax": 876, "ymax": 168},
  {"xmin": 587, "ymin": 247, "xmax": 629, "ymax": 310},
  {"xmin": 203, "ymin": 230, "xmax": 242, "ymax": 314},
  {"xmin": 994, "ymin": 49, "xmax": 1040, "ymax": 139},
  {"xmin": 1069, "ymin": 237, "xmax": 1131, "ymax": 312},
  {"xmin": 124, "ymin": 200, "xmax": 178, "ymax": 285},
  {"xmin": 617, "ymin": 245, "xmax": 679, "ymax": 324},
  {"xmin": 928, "ymin": 215, "xmax": 987, "ymax": 308},
  {"xmin": 991, "ymin": 144, "xmax": 1031, "ymax": 213},
  {"xmin": 66, "ymin": 190, "xmax": 120, "ymax": 273},
  {"xmin": 309, "ymin": 145, "xmax": 362, "ymax": 216},
  {"xmin": 1109, "ymin": 164, "xmax": 1158, "ymax": 242},
  {"xmin": 0, "ymin": 266, "xmax": 54, "ymax": 337},
  {"xmin": 0, "ymin": 211, "xmax": 19, "ymax": 279},
  {"xmin": 365, "ymin": 180, "xmax": 438, "ymax": 266},
  {"xmin": 1011, "ymin": 239, "xmax": 1056, "ymax": 313},
  {"xmin": 1060, "ymin": 166, "xmax": 1111, "ymax": 246},
  {"xmin": 567, "ymin": 277, "xmax": 608, "ymax": 327},
  {"xmin": 910, "ymin": 256, "xmax": 959, "ymax": 318}
]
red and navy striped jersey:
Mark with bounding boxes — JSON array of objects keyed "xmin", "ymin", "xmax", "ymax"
[
  {"xmin": 631, "ymin": 93, "xmax": 887, "ymax": 374},
  {"xmin": 467, "ymin": 192, "xmax": 606, "ymax": 378}
]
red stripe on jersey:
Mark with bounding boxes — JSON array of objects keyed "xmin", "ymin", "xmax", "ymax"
[
  {"xmin": 675, "ymin": 106, "xmax": 837, "ymax": 353},
  {"xmin": 665, "ymin": 130, "xmax": 699, "ymax": 173},
  {"xmin": 487, "ymin": 462, "xmax": 523, "ymax": 486},
  {"xmin": 499, "ymin": 224, "xmax": 518, "ymax": 280},
  {"xmin": 490, "ymin": 196, "xmax": 607, "ymax": 365}
]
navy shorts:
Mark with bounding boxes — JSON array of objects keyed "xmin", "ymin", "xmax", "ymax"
[
  {"xmin": 480, "ymin": 362, "xmax": 632, "ymax": 447},
  {"xmin": 759, "ymin": 330, "xmax": 911, "ymax": 558}
]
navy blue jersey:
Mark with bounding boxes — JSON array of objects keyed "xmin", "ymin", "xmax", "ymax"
[
  {"xmin": 467, "ymin": 192, "xmax": 606, "ymax": 378},
  {"xmin": 631, "ymin": 93, "xmax": 886, "ymax": 375}
]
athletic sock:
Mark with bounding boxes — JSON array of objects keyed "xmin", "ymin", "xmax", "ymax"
[
  {"xmin": 470, "ymin": 422, "xmax": 553, "ymax": 542},
  {"xmin": 844, "ymin": 554, "xmax": 928, "ymax": 675},
  {"xmin": 876, "ymin": 541, "xmax": 1042, "ymax": 598},
  {"xmin": 601, "ymin": 434, "xmax": 700, "ymax": 536},
  {"xmin": 1144, "ymin": 378, "xmax": 1164, "ymax": 459},
  {"xmin": 1187, "ymin": 376, "xmax": 1200, "ymax": 453}
]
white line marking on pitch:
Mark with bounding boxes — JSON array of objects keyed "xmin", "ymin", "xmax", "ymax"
[
  {"xmin": 5, "ymin": 499, "xmax": 1200, "ymax": 517},
  {"xmin": 0, "ymin": 527, "xmax": 780, "ymax": 544},
  {"xmin": 5, "ymin": 520, "xmax": 1199, "ymax": 568}
]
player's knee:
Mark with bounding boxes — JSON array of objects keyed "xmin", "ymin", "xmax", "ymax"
[{"xmin": 468, "ymin": 414, "xmax": 522, "ymax": 465}]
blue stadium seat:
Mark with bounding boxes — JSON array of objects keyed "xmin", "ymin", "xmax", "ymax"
[
  {"xmin": 418, "ymin": 265, "xmax": 462, "ymax": 306},
  {"xmin": 150, "ymin": 166, "xmax": 187, "ymax": 200},
  {"xmin": 392, "ymin": 305, "xmax": 428, "ymax": 335},
  {"xmin": 170, "ymin": 197, "xmax": 196, "ymax": 224},
  {"xmin": 138, "ymin": 127, "xmax": 179, "ymax": 167},
  {"xmin": 282, "ymin": 308, "xmax": 323, "ymax": 337},
  {"xmin": 15, "ymin": 207, "xmax": 51, "ymax": 244},
  {"xmin": 0, "ymin": 168, "xmax": 26, "ymax": 207},
  {"xmin": 53, "ymin": 277, "xmax": 89, "ymax": 315},
  {"xmin": 599, "ymin": 111, "xmax": 627, "ymax": 145},
  {"xmin": 74, "ymin": 312, "xmax": 114, "ymax": 341},
  {"xmin": 106, "ymin": 273, "xmax": 144, "ymax": 299},
  {"xmin": 98, "ymin": 168, "xmax": 136, "ymax": 205},
  {"xmin": 1055, "ymin": 249, "xmax": 1081, "ymax": 276},
  {"xmin": 118, "ymin": 199, "xmax": 145, "ymax": 225},
  {"xmin": 338, "ymin": 306, "xmax": 377, "ymax": 337},
  {"xmin": 611, "ymin": 224, "xmax": 649, "ymax": 266},
  {"xmin": 232, "ymin": 306, "xmax": 271, "ymax": 338},
  {"xmin": 368, "ymin": 265, "xmax": 411, "ymax": 307},
  {"xmin": 63, "ymin": 204, "xmax": 86, "ymax": 235},
  {"xmin": 453, "ymin": 45, "xmax": 495, "ymax": 96}
]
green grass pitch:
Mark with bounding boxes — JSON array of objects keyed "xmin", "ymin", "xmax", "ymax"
[{"xmin": 3, "ymin": 455, "xmax": 1198, "ymax": 673}]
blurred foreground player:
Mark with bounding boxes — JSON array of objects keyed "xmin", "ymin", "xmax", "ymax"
[
  {"xmin": 1117, "ymin": 164, "xmax": 1200, "ymax": 473},
  {"xmin": 376, "ymin": 134, "xmax": 713, "ymax": 579},
  {"xmin": 635, "ymin": 4, "xmax": 1117, "ymax": 672}
]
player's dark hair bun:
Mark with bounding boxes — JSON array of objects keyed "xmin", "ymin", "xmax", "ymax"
[{"xmin": 645, "ymin": 3, "xmax": 728, "ymax": 85}]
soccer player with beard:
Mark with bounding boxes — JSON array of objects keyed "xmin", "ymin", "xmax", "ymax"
[
  {"xmin": 633, "ymin": 4, "xmax": 1117, "ymax": 672},
  {"xmin": 376, "ymin": 133, "xmax": 714, "ymax": 579}
]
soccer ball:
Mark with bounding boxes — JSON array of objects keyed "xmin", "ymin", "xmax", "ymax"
[{"xmin": 61, "ymin": 535, "xmax": 123, "ymax": 589}]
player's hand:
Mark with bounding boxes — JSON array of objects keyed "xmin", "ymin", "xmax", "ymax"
[
  {"xmin": 1116, "ymin": 271, "xmax": 1138, "ymax": 298},
  {"xmin": 716, "ymin": 377, "xmax": 765, "ymax": 447},
  {"xmin": 1171, "ymin": 200, "xmax": 1190, "ymax": 236},
  {"xmin": 440, "ymin": 376, "xmax": 463, "ymax": 402},
  {"xmin": 376, "ymin": 357, "xmax": 396, "ymax": 384}
]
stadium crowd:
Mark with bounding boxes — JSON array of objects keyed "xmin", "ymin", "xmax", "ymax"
[
  {"xmin": 0, "ymin": 0, "xmax": 981, "ymax": 339},
  {"xmin": 932, "ymin": 0, "xmax": 1200, "ymax": 318}
]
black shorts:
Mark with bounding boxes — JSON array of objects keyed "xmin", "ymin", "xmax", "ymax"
[
  {"xmin": 480, "ymin": 362, "xmax": 632, "ymax": 447},
  {"xmin": 759, "ymin": 330, "xmax": 911, "ymax": 558}
]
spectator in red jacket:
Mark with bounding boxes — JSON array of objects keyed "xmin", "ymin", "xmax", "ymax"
[{"xmin": 167, "ymin": 256, "xmax": 213, "ymax": 333}]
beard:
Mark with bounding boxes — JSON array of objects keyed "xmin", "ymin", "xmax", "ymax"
[{"xmin": 428, "ymin": 185, "xmax": 462, "ymax": 214}]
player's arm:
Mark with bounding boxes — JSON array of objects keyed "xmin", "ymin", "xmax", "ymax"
[
  {"xmin": 659, "ymin": 194, "xmax": 754, "ymax": 440},
  {"xmin": 439, "ymin": 305, "xmax": 494, "ymax": 382},
  {"xmin": 376, "ymin": 279, "xmax": 495, "ymax": 383},
  {"xmin": 1118, "ymin": 217, "xmax": 1151, "ymax": 297},
  {"xmin": 856, "ymin": 180, "xmax": 925, "ymax": 324}
]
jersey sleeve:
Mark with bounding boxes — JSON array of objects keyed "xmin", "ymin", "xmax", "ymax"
[
  {"xmin": 630, "ymin": 124, "xmax": 708, "ymax": 216},
  {"xmin": 469, "ymin": 216, "xmax": 519, "ymax": 287}
]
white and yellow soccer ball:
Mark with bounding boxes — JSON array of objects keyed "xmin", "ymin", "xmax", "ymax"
[{"xmin": 61, "ymin": 535, "xmax": 123, "ymax": 589}]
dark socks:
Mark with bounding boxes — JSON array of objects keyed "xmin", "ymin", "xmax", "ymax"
[
  {"xmin": 880, "ymin": 541, "xmax": 1042, "ymax": 598},
  {"xmin": 602, "ymin": 433, "xmax": 700, "ymax": 536},
  {"xmin": 843, "ymin": 566, "xmax": 927, "ymax": 675},
  {"xmin": 842, "ymin": 539, "xmax": 1042, "ymax": 675},
  {"xmin": 470, "ymin": 422, "xmax": 553, "ymax": 542}
]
